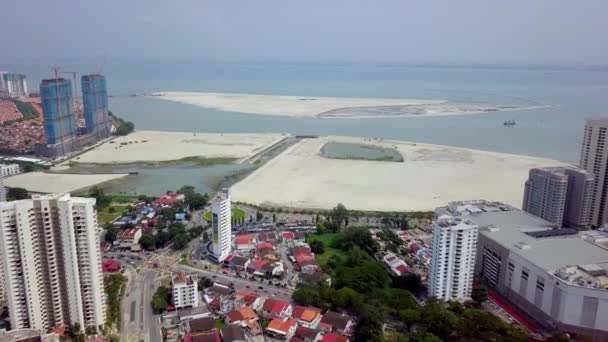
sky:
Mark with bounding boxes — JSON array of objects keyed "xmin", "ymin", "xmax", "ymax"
[{"xmin": 1, "ymin": 0, "xmax": 607, "ymax": 66}]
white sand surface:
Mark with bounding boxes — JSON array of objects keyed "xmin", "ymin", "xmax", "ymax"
[
  {"xmin": 4, "ymin": 172, "xmax": 128, "ymax": 193},
  {"xmin": 67, "ymin": 131, "xmax": 288, "ymax": 164},
  {"xmin": 152, "ymin": 92, "xmax": 447, "ymax": 118},
  {"xmin": 152, "ymin": 92, "xmax": 545, "ymax": 118},
  {"xmin": 231, "ymin": 136, "xmax": 566, "ymax": 212}
]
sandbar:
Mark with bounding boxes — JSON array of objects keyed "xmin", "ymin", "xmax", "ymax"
[
  {"xmin": 231, "ymin": 136, "xmax": 566, "ymax": 212},
  {"xmin": 66, "ymin": 131, "xmax": 289, "ymax": 165},
  {"xmin": 150, "ymin": 92, "xmax": 545, "ymax": 118},
  {"xmin": 4, "ymin": 172, "xmax": 128, "ymax": 193}
]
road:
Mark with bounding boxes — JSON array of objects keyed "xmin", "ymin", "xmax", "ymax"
[
  {"xmin": 122, "ymin": 267, "xmax": 162, "ymax": 342},
  {"xmin": 278, "ymin": 244, "xmax": 295, "ymax": 285},
  {"xmin": 173, "ymin": 264, "xmax": 294, "ymax": 301}
]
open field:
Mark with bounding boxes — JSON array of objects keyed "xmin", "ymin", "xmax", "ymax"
[
  {"xmin": 203, "ymin": 208, "xmax": 247, "ymax": 222},
  {"xmin": 63, "ymin": 131, "xmax": 288, "ymax": 165},
  {"xmin": 4, "ymin": 172, "xmax": 128, "ymax": 194},
  {"xmin": 306, "ymin": 233, "xmax": 345, "ymax": 270},
  {"xmin": 231, "ymin": 136, "xmax": 566, "ymax": 212},
  {"xmin": 152, "ymin": 92, "xmax": 543, "ymax": 119}
]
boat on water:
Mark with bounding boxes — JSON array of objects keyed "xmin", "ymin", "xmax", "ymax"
[{"xmin": 503, "ymin": 119, "xmax": 516, "ymax": 127}]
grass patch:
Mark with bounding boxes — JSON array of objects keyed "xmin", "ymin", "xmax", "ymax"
[
  {"xmin": 105, "ymin": 274, "xmax": 127, "ymax": 331},
  {"xmin": 69, "ymin": 156, "xmax": 238, "ymax": 168},
  {"xmin": 215, "ymin": 319, "xmax": 225, "ymax": 331},
  {"xmin": 203, "ymin": 207, "xmax": 247, "ymax": 222},
  {"xmin": 178, "ymin": 258, "xmax": 190, "ymax": 266},
  {"xmin": 306, "ymin": 233, "xmax": 346, "ymax": 270}
]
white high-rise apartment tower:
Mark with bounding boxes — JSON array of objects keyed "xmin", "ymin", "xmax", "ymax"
[
  {"xmin": 0, "ymin": 173, "xmax": 6, "ymax": 202},
  {"xmin": 428, "ymin": 215, "xmax": 478, "ymax": 301},
  {"xmin": 0, "ymin": 194, "xmax": 105, "ymax": 332},
  {"xmin": 211, "ymin": 188, "xmax": 232, "ymax": 262}
]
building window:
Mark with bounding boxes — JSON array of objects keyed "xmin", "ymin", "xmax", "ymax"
[{"xmin": 522, "ymin": 270, "xmax": 529, "ymax": 281}]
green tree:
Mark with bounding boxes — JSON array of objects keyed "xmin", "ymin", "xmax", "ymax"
[
  {"xmin": 547, "ymin": 332, "xmax": 570, "ymax": 342},
  {"xmin": 471, "ymin": 286, "xmax": 488, "ymax": 306},
  {"xmin": 316, "ymin": 222, "xmax": 327, "ymax": 235},
  {"xmin": 139, "ymin": 234, "xmax": 156, "ymax": 251},
  {"xmin": 172, "ymin": 233, "xmax": 190, "ymax": 250},
  {"xmin": 330, "ymin": 203, "xmax": 349, "ymax": 228},
  {"xmin": 309, "ymin": 239, "xmax": 325, "ymax": 254},
  {"xmin": 292, "ymin": 286, "xmax": 321, "ymax": 306},
  {"xmin": 90, "ymin": 186, "xmax": 111, "ymax": 208},
  {"xmin": 6, "ymin": 187, "xmax": 29, "ymax": 200},
  {"xmin": 198, "ymin": 277, "xmax": 213, "ymax": 291},
  {"xmin": 109, "ymin": 336, "xmax": 120, "ymax": 342},
  {"xmin": 399, "ymin": 308, "xmax": 420, "ymax": 332},
  {"xmin": 152, "ymin": 286, "xmax": 170, "ymax": 311}
]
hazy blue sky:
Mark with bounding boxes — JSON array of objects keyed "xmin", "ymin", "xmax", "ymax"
[{"xmin": 2, "ymin": 0, "xmax": 607, "ymax": 65}]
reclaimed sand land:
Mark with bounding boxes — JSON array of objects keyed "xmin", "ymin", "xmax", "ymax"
[
  {"xmin": 152, "ymin": 92, "xmax": 546, "ymax": 118},
  {"xmin": 68, "ymin": 131, "xmax": 288, "ymax": 164},
  {"xmin": 231, "ymin": 136, "xmax": 566, "ymax": 212},
  {"xmin": 4, "ymin": 172, "xmax": 128, "ymax": 193}
]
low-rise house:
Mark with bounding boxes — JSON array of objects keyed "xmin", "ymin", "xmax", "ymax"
[
  {"xmin": 221, "ymin": 324, "xmax": 247, "ymax": 342},
  {"xmin": 230, "ymin": 255, "xmax": 251, "ymax": 272},
  {"xmin": 187, "ymin": 330, "xmax": 221, "ymax": 342},
  {"xmin": 382, "ymin": 253, "xmax": 410, "ymax": 276},
  {"xmin": 235, "ymin": 234, "xmax": 257, "ymax": 252},
  {"xmin": 281, "ymin": 231, "xmax": 295, "ymax": 243},
  {"xmin": 319, "ymin": 311, "xmax": 354, "ymax": 337},
  {"xmin": 265, "ymin": 318, "xmax": 297, "ymax": 341},
  {"xmin": 291, "ymin": 306, "xmax": 322, "ymax": 328},
  {"xmin": 116, "ymin": 227, "xmax": 142, "ymax": 250},
  {"xmin": 257, "ymin": 242, "xmax": 279, "ymax": 261},
  {"xmin": 322, "ymin": 333, "xmax": 349, "ymax": 342},
  {"xmin": 225, "ymin": 306, "xmax": 259, "ymax": 325},
  {"xmin": 102, "ymin": 259, "xmax": 122, "ymax": 273},
  {"xmin": 257, "ymin": 231, "xmax": 277, "ymax": 243},
  {"xmin": 235, "ymin": 290, "xmax": 262, "ymax": 309},
  {"xmin": 153, "ymin": 192, "xmax": 185, "ymax": 207},
  {"xmin": 297, "ymin": 271, "xmax": 331, "ymax": 287},
  {"xmin": 260, "ymin": 298, "xmax": 293, "ymax": 319},
  {"xmin": 186, "ymin": 316, "xmax": 215, "ymax": 333},
  {"xmin": 173, "ymin": 272, "xmax": 199, "ymax": 309},
  {"xmin": 294, "ymin": 231, "xmax": 307, "ymax": 241},
  {"xmin": 292, "ymin": 326, "xmax": 322, "ymax": 342},
  {"xmin": 247, "ymin": 259, "xmax": 284, "ymax": 278}
]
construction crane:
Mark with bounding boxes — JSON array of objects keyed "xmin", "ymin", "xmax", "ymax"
[{"xmin": 58, "ymin": 70, "xmax": 81, "ymax": 113}]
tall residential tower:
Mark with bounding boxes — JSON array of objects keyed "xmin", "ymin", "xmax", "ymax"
[
  {"xmin": 211, "ymin": 188, "xmax": 232, "ymax": 262},
  {"xmin": 580, "ymin": 118, "xmax": 608, "ymax": 227},
  {"xmin": 428, "ymin": 215, "xmax": 478, "ymax": 301},
  {"xmin": 522, "ymin": 166, "xmax": 594, "ymax": 228},
  {"xmin": 2, "ymin": 73, "xmax": 28, "ymax": 98},
  {"xmin": 0, "ymin": 194, "xmax": 105, "ymax": 332},
  {"xmin": 40, "ymin": 78, "xmax": 79, "ymax": 157},
  {"xmin": 81, "ymin": 74, "xmax": 110, "ymax": 139}
]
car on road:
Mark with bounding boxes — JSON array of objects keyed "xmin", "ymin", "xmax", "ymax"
[
  {"xmin": 245, "ymin": 285, "xmax": 250, "ymax": 288},
  {"xmin": 258, "ymin": 286, "xmax": 263, "ymax": 290},
  {"xmin": 212, "ymin": 275, "xmax": 217, "ymax": 278}
]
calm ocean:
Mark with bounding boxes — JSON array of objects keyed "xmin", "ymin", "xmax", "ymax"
[{"xmin": 19, "ymin": 61, "xmax": 608, "ymax": 162}]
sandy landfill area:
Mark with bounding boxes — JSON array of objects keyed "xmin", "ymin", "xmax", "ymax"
[
  {"xmin": 151, "ymin": 92, "xmax": 545, "ymax": 118},
  {"xmin": 231, "ymin": 136, "xmax": 566, "ymax": 212},
  {"xmin": 68, "ymin": 131, "xmax": 288, "ymax": 164},
  {"xmin": 4, "ymin": 172, "xmax": 128, "ymax": 194}
]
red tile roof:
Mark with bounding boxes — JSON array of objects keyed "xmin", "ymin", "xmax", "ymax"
[
  {"xmin": 102, "ymin": 259, "xmax": 121, "ymax": 273},
  {"xmin": 263, "ymin": 298, "xmax": 290, "ymax": 314},
  {"xmin": 282, "ymin": 231, "xmax": 295, "ymax": 240},
  {"xmin": 323, "ymin": 333, "xmax": 348, "ymax": 342}
]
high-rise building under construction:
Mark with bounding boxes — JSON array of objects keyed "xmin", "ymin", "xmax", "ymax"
[
  {"xmin": 40, "ymin": 78, "xmax": 79, "ymax": 157},
  {"xmin": 81, "ymin": 74, "xmax": 110, "ymax": 139}
]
